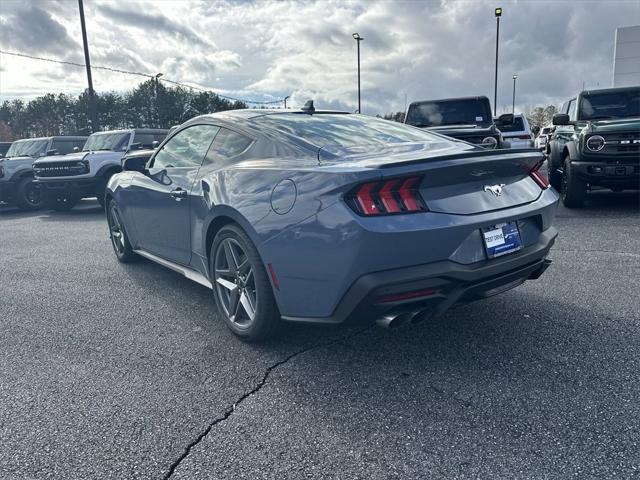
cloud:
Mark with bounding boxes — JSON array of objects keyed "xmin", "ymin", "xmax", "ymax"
[
  {"xmin": 0, "ymin": 4, "xmax": 79, "ymax": 57},
  {"xmin": 97, "ymin": 3, "xmax": 213, "ymax": 49},
  {"xmin": 1, "ymin": 0, "xmax": 639, "ymax": 114}
]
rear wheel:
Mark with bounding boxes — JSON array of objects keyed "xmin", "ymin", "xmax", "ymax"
[
  {"xmin": 15, "ymin": 177, "xmax": 44, "ymax": 210},
  {"xmin": 561, "ymin": 156, "xmax": 587, "ymax": 208},
  {"xmin": 211, "ymin": 224, "xmax": 279, "ymax": 341},
  {"xmin": 46, "ymin": 191, "xmax": 79, "ymax": 211},
  {"xmin": 107, "ymin": 200, "xmax": 137, "ymax": 262}
]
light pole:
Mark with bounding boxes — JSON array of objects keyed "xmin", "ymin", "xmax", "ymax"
[
  {"xmin": 284, "ymin": 95, "xmax": 290, "ymax": 109},
  {"xmin": 78, "ymin": 0, "xmax": 99, "ymax": 132},
  {"xmin": 352, "ymin": 32, "xmax": 363, "ymax": 113},
  {"xmin": 154, "ymin": 73, "xmax": 163, "ymax": 128},
  {"xmin": 493, "ymin": 7, "xmax": 502, "ymax": 117},
  {"xmin": 512, "ymin": 74, "xmax": 518, "ymax": 114}
]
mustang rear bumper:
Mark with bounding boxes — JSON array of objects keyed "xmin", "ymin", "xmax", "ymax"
[{"xmin": 282, "ymin": 227, "xmax": 557, "ymax": 325}]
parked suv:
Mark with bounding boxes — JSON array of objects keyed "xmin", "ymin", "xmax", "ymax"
[
  {"xmin": 0, "ymin": 136, "xmax": 87, "ymax": 210},
  {"xmin": 0, "ymin": 142, "xmax": 12, "ymax": 158},
  {"xmin": 535, "ymin": 126, "xmax": 554, "ymax": 150},
  {"xmin": 549, "ymin": 86, "xmax": 640, "ymax": 207},
  {"xmin": 498, "ymin": 113, "xmax": 534, "ymax": 149},
  {"xmin": 405, "ymin": 96, "xmax": 512, "ymax": 149},
  {"xmin": 33, "ymin": 128, "xmax": 168, "ymax": 210}
]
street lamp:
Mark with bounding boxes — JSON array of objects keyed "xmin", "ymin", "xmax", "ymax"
[
  {"xmin": 352, "ymin": 32, "xmax": 363, "ymax": 114},
  {"xmin": 493, "ymin": 7, "xmax": 502, "ymax": 117},
  {"xmin": 154, "ymin": 73, "xmax": 163, "ymax": 128},
  {"xmin": 512, "ymin": 74, "xmax": 518, "ymax": 114}
]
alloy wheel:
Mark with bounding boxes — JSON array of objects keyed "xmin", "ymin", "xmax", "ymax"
[
  {"xmin": 109, "ymin": 205, "xmax": 126, "ymax": 255},
  {"xmin": 214, "ymin": 238, "xmax": 257, "ymax": 328}
]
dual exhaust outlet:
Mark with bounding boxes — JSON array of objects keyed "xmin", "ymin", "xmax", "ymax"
[{"xmin": 375, "ymin": 308, "xmax": 435, "ymax": 330}]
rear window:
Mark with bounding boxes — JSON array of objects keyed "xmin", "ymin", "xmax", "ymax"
[
  {"xmin": 256, "ymin": 114, "xmax": 442, "ymax": 148},
  {"xmin": 405, "ymin": 99, "xmax": 492, "ymax": 127},
  {"xmin": 498, "ymin": 117, "xmax": 525, "ymax": 133}
]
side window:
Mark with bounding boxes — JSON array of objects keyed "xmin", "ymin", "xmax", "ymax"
[
  {"xmin": 152, "ymin": 125, "xmax": 220, "ymax": 169},
  {"xmin": 567, "ymin": 99, "xmax": 577, "ymax": 121},
  {"xmin": 204, "ymin": 128, "xmax": 253, "ymax": 166}
]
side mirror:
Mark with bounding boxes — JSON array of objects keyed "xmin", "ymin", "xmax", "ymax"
[
  {"xmin": 122, "ymin": 155, "xmax": 148, "ymax": 173},
  {"xmin": 495, "ymin": 113, "xmax": 514, "ymax": 126},
  {"xmin": 46, "ymin": 149, "xmax": 58, "ymax": 156},
  {"xmin": 73, "ymin": 146, "xmax": 80, "ymax": 152},
  {"xmin": 151, "ymin": 141, "xmax": 160, "ymax": 149},
  {"xmin": 552, "ymin": 113, "xmax": 570, "ymax": 126}
]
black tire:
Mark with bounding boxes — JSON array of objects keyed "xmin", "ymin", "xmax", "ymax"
[
  {"xmin": 547, "ymin": 155, "xmax": 562, "ymax": 191},
  {"xmin": 561, "ymin": 156, "xmax": 587, "ymax": 208},
  {"xmin": 210, "ymin": 224, "xmax": 280, "ymax": 341},
  {"xmin": 46, "ymin": 191, "xmax": 79, "ymax": 211},
  {"xmin": 95, "ymin": 175, "xmax": 112, "ymax": 208},
  {"xmin": 14, "ymin": 176, "xmax": 44, "ymax": 210},
  {"xmin": 107, "ymin": 200, "xmax": 138, "ymax": 262}
]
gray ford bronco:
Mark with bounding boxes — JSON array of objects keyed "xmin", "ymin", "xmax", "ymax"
[
  {"xmin": 33, "ymin": 128, "xmax": 168, "ymax": 211},
  {"xmin": 0, "ymin": 136, "xmax": 87, "ymax": 210}
]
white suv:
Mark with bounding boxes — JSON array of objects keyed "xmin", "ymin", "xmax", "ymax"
[
  {"xmin": 534, "ymin": 126, "xmax": 553, "ymax": 150},
  {"xmin": 498, "ymin": 113, "xmax": 534, "ymax": 149}
]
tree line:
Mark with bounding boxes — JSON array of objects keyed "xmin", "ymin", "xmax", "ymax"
[{"xmin": 0, "ymin": 79, "xmax": 247, "ymax": 141}]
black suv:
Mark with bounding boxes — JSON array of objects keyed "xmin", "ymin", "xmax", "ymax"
[
  {"xmin": 405, "ymin": 96, "xmax": 512, "ymax": 149},
  {"xmin": 549, "ymin": 86, "xmax": 640, "ymax": 207}
]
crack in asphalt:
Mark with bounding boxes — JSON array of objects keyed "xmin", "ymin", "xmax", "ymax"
[{"xmin": 162, "ymin": 326, "xmax": 372, "ymax": 479}]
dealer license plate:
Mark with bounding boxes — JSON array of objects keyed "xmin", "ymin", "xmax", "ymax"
[{"xmin": 482, "ymin": 222, "xmax": 523, "ymax": 259}]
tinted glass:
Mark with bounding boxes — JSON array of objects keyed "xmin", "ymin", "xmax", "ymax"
[
  {"xmin": 257, "ymin": 114, "xmax": 442, "ymax": 148},
  {"xmin": 498, "ymin": 117, "xmax": 525, "ymax": 133},
  {"xmin": 133, "ymin": 132, "xmax": 168, "ymax": 148},
  {"xmin": 83, "ymin": 132, "xmax": 131, "ymax": 152},
  {"xmin": 579, "ymin": 89, "xmax": 640, "ymax": 120},
  {"xmin": 5, "ymin": 139, "xmax": 49, "ymax": 158},
  {"xmin": 152, "ymin": 125, "xmax": 219, "ymax": 169},
  {"xmin": 204, "ymin": 128, "xmax": 253, "ymax": 165},
  {"xmin": 405, "ymin": 99, "xmax": 492, "ymax": 127}
]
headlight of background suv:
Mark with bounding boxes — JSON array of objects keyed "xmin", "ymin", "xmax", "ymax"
[
  {"xmin": 481, "ymin": 137, "xmax": 498, "ymax": 149},
  {"xmin": 586, "ymin": 135, "xmax": 605, "ymax": 152}
]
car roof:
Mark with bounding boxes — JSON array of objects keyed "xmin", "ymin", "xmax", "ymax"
[
  {"xmin": 409, "ymin": 96, "xmax": 490, "ymax": 105},
  {"xmin": 580, "ymin": 85, "xmax": 640, "ymax": 96},
  {"xmin": 12, "ymin": 136, "xmax": 85, "ymax": 143},
  {"xmin": 90, "ymin": 128, "xmax": 169, "ymax": 136},
  {"xmin": 193, "ymin": 108, "xmax": 351, "ymax": 123}
]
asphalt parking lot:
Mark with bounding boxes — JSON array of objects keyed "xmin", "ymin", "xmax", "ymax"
[{"xmin": 1, "ymin": 191, "xmax": 639, "ymax": 480}]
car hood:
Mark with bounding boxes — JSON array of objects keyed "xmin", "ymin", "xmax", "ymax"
[
  {"xmin": 33, "ymin": 150, "xmax": 120, "ymax": 164},
  {"xmin": 586, "ymin": 117, "xmax": 640, "ymax": 134},
  {"xmin": 0, "ymin": 155, "xmax": 37, "ymax": 165}
]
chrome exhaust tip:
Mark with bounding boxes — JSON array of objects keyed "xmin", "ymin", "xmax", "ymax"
[
  {"xmin": 410, "ymin": 308, "xmax": 435, "ymax": 325},
  {"xmin": 376, "ymin": 311, "xmax": 419, "ymax": 329}
]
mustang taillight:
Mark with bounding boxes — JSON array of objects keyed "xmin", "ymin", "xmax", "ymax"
[
  {"xmin": 529, "ymin": 160, "xmax": 549, "ymax": 189},
  {"xmin": 347, "ymin": 176, "xmax": 427, "ymax": 216}
]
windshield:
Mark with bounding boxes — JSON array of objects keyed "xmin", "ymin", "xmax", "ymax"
[
  {"xmin": 83, "ymin": 132, "xmax": 131, "ymax": 152},
  {"xmin": 579, "ymin": 89, "xmax": 640, "ymax": 120},
  {"xmin": 5, "ymin": 139, "xmax": 49, "ymax": 158},
  {"xmin": 405, "ymin": 99, "xmax": 492, "ymax": 127},
  {"xmin": 257, "ymin": 113, "xmax": 443, "ymax": 148}
]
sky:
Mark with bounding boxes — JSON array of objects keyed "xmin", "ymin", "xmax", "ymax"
[{"xmin": 1, "ymin": 0, "xmax": 639, "ymax": 115}]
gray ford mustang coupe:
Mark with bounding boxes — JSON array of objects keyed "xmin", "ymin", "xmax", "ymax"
[{"xmin": 106, "ymin": 105, "xmax": 559, "ymax": 341}]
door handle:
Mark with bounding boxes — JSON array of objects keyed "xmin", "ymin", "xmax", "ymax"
[{"xmin": 170, "ymin": 188, "xmax": 187, "ymax": 201}]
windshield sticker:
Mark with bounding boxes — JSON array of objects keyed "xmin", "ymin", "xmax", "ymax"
[{"xmin": 476, "ymin": 116, "xmax": 484, "ymax": 122}]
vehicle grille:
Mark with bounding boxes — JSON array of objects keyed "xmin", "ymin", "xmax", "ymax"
[
  {"xmin": 34, "ymin": 161, "xmax": 89, "ymax": 177},
  {"xmin": 601, "ymin": 132, "xmax": 640, "ymax": 156}
]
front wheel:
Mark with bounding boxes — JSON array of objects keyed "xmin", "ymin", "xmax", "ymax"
[
  {"xmin": 547, "ymin": 155, "xmax": 562, "ymax": 191},
  {"xmin": 561, "ymin": 157, "xmax": 587, "ymax": 208},
  {"xmin": 107, "ymin": 200, "xmax": 137, "ymax": 262},
  {"xmin": 15, "ymin": 177, "xmax": 44, "ymax": 210},
  {"xmin": 46, "ymin": 191, "xmax": 79, "ymax": 211},
  {"xmin": 211, "ymin": 224, "xmax": 280, "ymax": 341}
]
